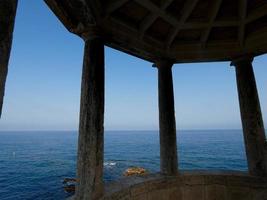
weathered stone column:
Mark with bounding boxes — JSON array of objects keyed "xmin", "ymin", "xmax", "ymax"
[
  {"xmin": 75, "ymin": 36, "xmax": 104, "ymax": 200},
  {"xmin": 0, "ymin": 0, "xmax": 18, "ymax": 117},
  {"xmin": 231, "ymin": 56, "xmax": 267, "ymax": 177},
  {"xmin": 154, "ymin": 61, "xmax": 178, "ymax": 175}
]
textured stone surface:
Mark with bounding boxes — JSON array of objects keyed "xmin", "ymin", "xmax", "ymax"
[
  {"xmin": 0, "ymin": 0, "xmax": 17, "ymax": 117},
  {"xmin": 104, "ymin": 172, "xmax": 267, "ymax": 200},
  {"xmin": 75, "ymin": 38, "xmax": 105, "ymax": 200},
  {"xmin": 205, "ymin": 185, "xmax": 227, "ymax": 200},
  {"xmin": 156, "ymin": 61, "xmax": 178, "ymax": 175},
  {"xmin": 232, "ymin": 57, "xmax": 267, "ymax": 177}
]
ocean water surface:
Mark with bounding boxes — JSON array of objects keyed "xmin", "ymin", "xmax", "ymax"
[{"xmin": 0, "ymin": 130, "xmax": 247, "ymax": 199}]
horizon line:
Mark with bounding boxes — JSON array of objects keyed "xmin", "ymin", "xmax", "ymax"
[{"xmin": 0, "ymin": 128, "xmax": 246, "ymax": 132}]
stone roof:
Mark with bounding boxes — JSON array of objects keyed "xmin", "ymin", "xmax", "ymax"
[{"xmin": 45, "ymin": 0, "xmax": 267, "ymax": 63}]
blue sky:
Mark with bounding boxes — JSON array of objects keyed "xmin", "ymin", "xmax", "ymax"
[{"xmin": 1, "ymin": 1, "xmax": 266, "ymax": 131}]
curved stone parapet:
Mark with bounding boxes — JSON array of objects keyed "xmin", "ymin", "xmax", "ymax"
[{"xmin": 104, "ymin": 171, "xmax": 267, "ymax": 200}]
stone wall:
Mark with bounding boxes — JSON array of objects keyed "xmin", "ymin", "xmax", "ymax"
[{"xmin": 104, "ymin": 171, "xmax": 267, "ymax": 200}]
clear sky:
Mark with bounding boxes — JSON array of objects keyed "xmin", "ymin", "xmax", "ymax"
[{"xmin": 1, "ymin": 1, "xmax": 266, "ymax": 131}]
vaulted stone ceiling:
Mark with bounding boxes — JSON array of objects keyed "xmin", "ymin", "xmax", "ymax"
[{"xmin": 45, "ymin": 0, "xmax": 267, "ymax": 63}]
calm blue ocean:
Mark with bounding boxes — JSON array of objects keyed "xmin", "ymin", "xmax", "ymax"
[{"xmin": 0, "ymin": 130, "xmax": 247, "ymax": 200}]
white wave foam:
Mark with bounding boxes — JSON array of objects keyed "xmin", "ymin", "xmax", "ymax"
[{"xmin": 104, "ymin": 161, "xmax": 117, "ymax": 167}]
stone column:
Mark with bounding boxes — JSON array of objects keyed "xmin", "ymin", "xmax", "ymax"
[
  {"xmin": 0, "ymin": 0, "xmax": 18, "ymax": 117},
  {"xmin": 75, "ymin": 36, "xmax": 105, "ymax": 200},
  {"xmin": 154, "ymin": 61, "xmax": 178, "ymax": 175},
  {"xmin": 231, "ymin": 57, "xmax": 267, "ymax": 177}
]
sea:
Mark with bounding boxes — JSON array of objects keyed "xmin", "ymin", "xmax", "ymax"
[{"xmin": 0, "ymin": 130, "xmax": 248, "ymax": 200}]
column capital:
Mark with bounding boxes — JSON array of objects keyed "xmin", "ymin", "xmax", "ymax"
[
  {"xmin": 230, "ymin": 55, "xmax": 254, "ymax": 67},
  {"xmin": 81, "ymin": 27, "xmax": 102, "ymax": 41},
  {"xmin": 153, "ymin": 60, "xmax": 174, "ymax": 69}
]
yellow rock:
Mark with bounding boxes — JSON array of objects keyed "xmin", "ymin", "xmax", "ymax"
[{"xmin": 123, "ymin": 167, "xmax": 148, "ymax": 176}]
